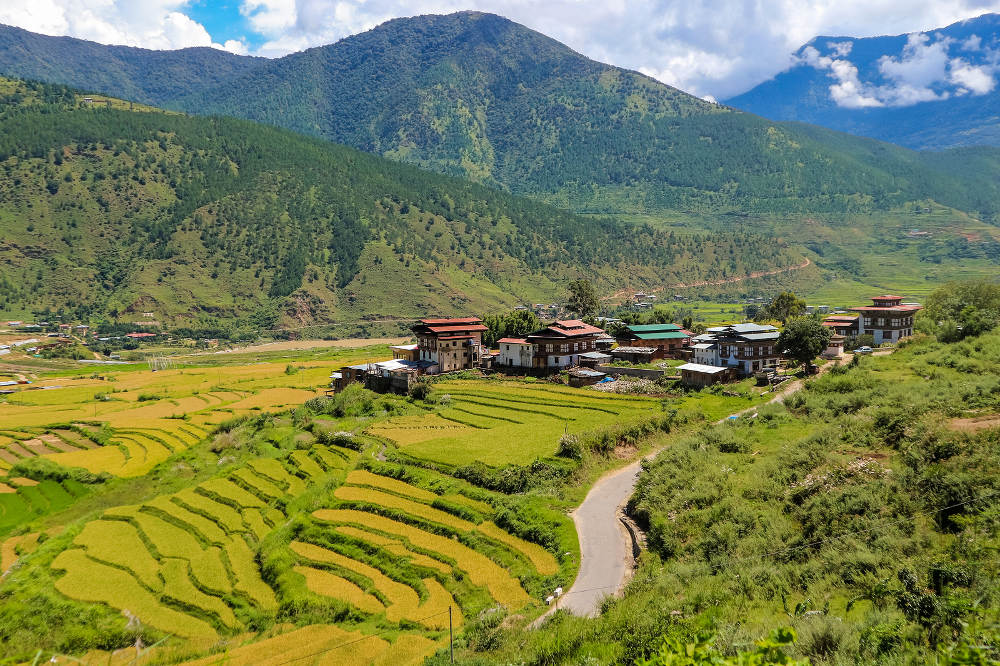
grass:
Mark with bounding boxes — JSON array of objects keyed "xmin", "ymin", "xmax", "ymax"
[{"xmin": 370, "ymin": 379, "xmax": 661, "ymax": 466}]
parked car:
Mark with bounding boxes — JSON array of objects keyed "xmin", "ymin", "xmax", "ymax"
[{"xmin": 856, "ymin": 346, "xmax": 873, "ymax": 354}]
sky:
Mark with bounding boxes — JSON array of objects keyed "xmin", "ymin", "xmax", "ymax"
[{"xmin": 2, "ymin": 1, "xmax": 1000, "ymax": 100}]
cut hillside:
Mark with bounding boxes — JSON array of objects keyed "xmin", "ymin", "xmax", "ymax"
[{"xmin": 0, "ymin": 78, "xmax": 800, "ymax": 327}]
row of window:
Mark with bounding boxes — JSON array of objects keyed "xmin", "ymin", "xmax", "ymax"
[
  {"xmin": 863, "ymin": 316, "xmax": 913, "ymax": 327},
  {"xmin": 720, "ymin": 344, "xmax": 775, "ymax": 357}
]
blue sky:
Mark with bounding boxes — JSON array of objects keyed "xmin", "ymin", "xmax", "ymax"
[{"xmin": 2, "ymin": 1, "xmax": 1000, "ymax": 99}]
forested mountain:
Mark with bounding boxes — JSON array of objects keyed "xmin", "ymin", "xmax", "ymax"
[
  {"xmin": 7, "ymin": 13, "xmax": 1000, "ymax": 219},
  {"xmin": 726, "ymin": 14, "xmax": 1000, "ymax": 150},
  {"xmin": 0, "ymin": 78, "xmax": 800, "ymax": 329},
  {"xmin": 0, "ymin": 24, "xmax": 262, "ymax": 106}
]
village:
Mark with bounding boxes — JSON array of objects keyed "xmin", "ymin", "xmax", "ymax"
[{"xmin": 328, "ymin": 293, "xmax": 922, "ymax": 395}]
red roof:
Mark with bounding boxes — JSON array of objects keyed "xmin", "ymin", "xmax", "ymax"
[
  {"xmin": 850, "ymin": 305, "xmax": 922, "ymax": 312},
  {"xmin": 426, "ymin": 324, "xmax": 488, "ymax": 334},
  {"xmin": 873, "ymin": 295, "xmax": 904, "ymax": 300},
  {"xmin": 420, "ymin": 317, "xmax": 482, "ymax": 325},
  {"xmin": 125, "ymin": 332, "xmax": 156, "ymax": 338},
  {"xmin": 550, "ymin": 320, "xmax": 604, "ymax": 336},
  {"xmin": 821, "ymin": 321, "xmax": 848, "ymax": 327},
  {"xmin": 438, "ymin": 334, "xmax": 477, "ymax": 340},
  {"xmin": 824, "ymin": 315, "xmax": 858, "ymax": 321},
  {"xmin": 497, "ymin": 338, "xmax": 528, "ymax": 344}
]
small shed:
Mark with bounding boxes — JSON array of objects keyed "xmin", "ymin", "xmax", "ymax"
[
  {"xmin": 567, "ymin": 368, "xmax": 607, "ymax": 387},
  {"xmin": 677, "ymin": 362, "xmax": 730, "ymax": 387},
  {"xmin": 610, "ymin": 346, "xmax": 656, "ymax": 364},
  {"xmin": 578, "ymin": 351, "xmax": 611, "ymax": 368}
]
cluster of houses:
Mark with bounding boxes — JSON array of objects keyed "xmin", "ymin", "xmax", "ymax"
[{"xmin": 329, "ymin": 296, "xmax": 921, "ymax": 394}]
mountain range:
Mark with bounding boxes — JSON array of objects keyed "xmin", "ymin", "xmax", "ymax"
[
  {"xmin": 0, "ymin": 12, "xmax": 999, "ymax": 328},
  {"xmin": 4, "ymin": 12, "xmax": 1000, "ymax": 218},
  {"xmin": 726, "ymin": 13, "xmax": 1000, "ymax": 150},
  {"xmin": 0, "ymin": 77, "xmax": 799, "ymax": 330}
]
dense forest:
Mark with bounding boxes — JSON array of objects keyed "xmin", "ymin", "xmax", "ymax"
[
  {"xmin": 0, "ymin": 78, "xmax": 800, "ymax": 328},
  {"xmin": 6, "ymin": 14, "xmax": 1000, "ymax": 219}
]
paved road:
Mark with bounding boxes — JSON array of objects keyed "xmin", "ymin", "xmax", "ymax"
[{"xmin": 551, "ymin": 366, "xmax": 836, "ymax": 619}]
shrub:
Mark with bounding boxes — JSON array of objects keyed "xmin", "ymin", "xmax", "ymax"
[
  {"xmin": 556, "ymin": 433, "xmax": 582, "ymax": 460},
  {"xmin": 9, "ymin": 457, "xmax": 109, "ymax": 484}
]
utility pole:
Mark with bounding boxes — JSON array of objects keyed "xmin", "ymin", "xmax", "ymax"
[{"xmin": 449, "ymin": 606, "xmax": 454, "ymax": 664}]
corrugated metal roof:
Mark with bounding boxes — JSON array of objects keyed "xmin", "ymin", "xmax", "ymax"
[
  {"xmin": 633, "ymin": 331, "xmax": 688, "ymax": 340},
  {"xmin": 678, "ymin": 363, "xmax": 728, "ymax": 374},
  {"xmin": 627, "ymin": 323, "xmax": 681, "ymax": 332},
  {"xmin": 739, "ymin": 332, "xmax": 781, "ymax": 341}
]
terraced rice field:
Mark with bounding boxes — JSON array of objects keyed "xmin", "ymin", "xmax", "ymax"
[{"xmin": 368, "ymin": 380, "xmax": 660, "ymax": 465}]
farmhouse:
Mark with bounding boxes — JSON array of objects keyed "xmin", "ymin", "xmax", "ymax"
[
  {"xmin": 689, "ymin": 323, "xmax": 782, "ymax": 376},
  {"xmin": 821, "ymin": 315, "xmax": 859, "ymax": 337},
  {"xmin": 411, "ymin": 317, "xmax": 488, "ymax": 372},
  {"xmin": 497, "ymin": 320, "xmax": 605, "ymax": 369},
  {"xmin": 615, "ymin": 323, "xmax": 690, "ymax": 359},
  {"xmin": 609, "ymin": 346, "xmax": 656, "ymax": 364},
  {"xmin": 677, "ymin": 362, "xmax": 732, "ymax": 387},
  {"xmin": 847, "ymin": 295, "xmax": 922, "ymax": 344}
]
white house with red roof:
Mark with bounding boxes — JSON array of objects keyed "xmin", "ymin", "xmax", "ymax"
[
  {"xmin": 497, "ymin": 319, "xmax": 605, "ymax": 369},
  {"xmin": 845, "ymin": 295, "xmax": 922, "ymax": 344}
]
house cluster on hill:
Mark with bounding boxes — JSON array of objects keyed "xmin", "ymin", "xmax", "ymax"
[{"xmin": 329, "ymin": 295, "xmax": 922, "ymax": 394}]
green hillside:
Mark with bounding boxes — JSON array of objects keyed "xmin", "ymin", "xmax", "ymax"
[
  {"xmin": 0, "ymin": 77, "xmax": 800, "ymax": 329},
  {"xmin": 7, "ymin": 14, "xmax": 1000, "ymax": 219}
]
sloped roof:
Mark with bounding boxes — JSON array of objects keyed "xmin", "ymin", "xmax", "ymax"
[
  {"xmin": 707, "ymin": 323, "xmax": 778, "ymax": 333},
  {"xmin": 633, "ymin": 331, "xmax": 689, "ymax": 340},
  {"xmin": 497, "ymin": 337, "xmax": 528, "ymax": 345},
  {"xmin": 419, "ymin": 317, "xmax": 483, "ymax": 325},
  {"xmin": 611, "ymin": 346, "xmax": 656, "ymax": 354},
  {"xmin": 627, "ymin": 323, "xmax": 681, "ymax": 332},
  {"xmin": 678, "ymin": 363, "xmax": 728, "ymax": 374},
  {"xmin": 426, "ymin": 324, "xmax": 488, "ymax": 334}
]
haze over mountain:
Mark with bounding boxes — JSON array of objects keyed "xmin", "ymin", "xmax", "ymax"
[
  {"xmin": 4, "ymin": 12, "xmax": 1000, "ymax": 220},
  {"xmin": 726, "ymin": 13, "xmax": 1000, "ymax": 150}
]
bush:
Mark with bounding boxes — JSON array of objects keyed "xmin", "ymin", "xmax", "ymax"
[{"xmin": 9, "ymin": 457, "xmax": 109, "ymax": 484}]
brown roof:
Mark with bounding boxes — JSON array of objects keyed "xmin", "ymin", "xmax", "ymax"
[
  {"xmin": 873, "ymin": 295, "xmax": 904, "ymax": 300},
  {"xmin": 850, "ymin": 305, "xmax": 922, "ymax": 312},
  {"xmin": 426, "ymin": 324, "xmax": 488, "ymax": 334},
  {"xmin": 497, "ymin": 338, "xmax": 528, "ymax": 344},
  {"xmin": 419, "ymin": 317, "xmax": 483, "ymax": 325}
]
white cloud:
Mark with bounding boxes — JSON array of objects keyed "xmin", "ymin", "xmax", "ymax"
[
  {"xmin": 878, "ymin": 33, "xmax": 950, "ymax": 88},
  {"xmin": 962, "ymin": 33, "xmax": 983, "ymax": 50},
  {"xmin": 950, "ymin": 58, "xmax": 996, "ymax": 93},
  {"xmin": 0, "ymin": 0, "xmax": 240, "ymax": 52},
  {"xmin": 4, "ymin": 0, "xmax": 1000, "ymax": 100}
]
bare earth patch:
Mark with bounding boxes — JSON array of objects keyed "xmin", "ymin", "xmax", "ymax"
[{"xmin": 949, "ymin": 415, "xmax": 1000, "ymax": 432}]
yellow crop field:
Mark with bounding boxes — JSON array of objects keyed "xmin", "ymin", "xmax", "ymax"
[
  {"xmin": 44, "ymin": 445, "xmax": 127, "ymax": 476},
  {"xmin": 248, "ymin": 459, "xmax": 305, "ymax": 495},
  {"xmin": 335, "ymin": 526, "xmax": 452, "ymax": 574},
  {"xmin": 177, "ymin": 623, "xmax": 438, "ymax": 666},
  {"xmin": 476, "ymin": 522, "xmax": 559, "ymax": 575},
  {"xmin": 1, "ymin": 531, "xmax": 38, "ymax": 573},
  {"xmin": 344, "ymin": 470, "xmax": 437, "ymax": 502},
  {"xmin": 198, "ymin": 478, "xmax": 266, "ymax": 509},
  {"xmin": 231, "ymin": 468, "xmax": 284, "ymax": 501},
  {"xmin": 288, "ymin": 450, "xmax": 323, "ymax": 478},
  {"xmin": 160, "ymin": 559, "xmax": 241, "ymax": 630},
  {"xmin": 145, "ymin": 496, "xmax": 228, "ymax": 545},
  {"xmin": 333, "ymin": 486, "xmax": 475, "ymax": 532},
  {"xmin": 293, "ymin": 565, "xmax": 385, "ymax": 614},
  {"xmin": 313, "ymin": 510, "xmax": 531, "ymax": 609},
  {"xmin": 241, "ymin": 508, "xmax": 272, "ymax": 541},
  {"xmin": 73, "ymin": 520, "xmax": 162, "ymax": 590},
  {"xmin": 290, "ymin": 541, "xmax": 421, "ymax": 623},
  {"xmin": 442, "ymin": 493, "xmax": 493, "ymax": 514},
  {"xmin": 225, "ymin": 535, "xmax": 277, "ymax": 609},
  {"xmin": 417, "ymin": 578, "xmax": 461, "ymax": 629},
  {"xmin": 173, "ymin": 488, "xmax": 244, "ymax": 532},
  {"xmin": 52, "ymin": 549, "xmax": 218, "ymax": 640}
]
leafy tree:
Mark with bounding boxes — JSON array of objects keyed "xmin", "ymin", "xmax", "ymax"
[
  {"xmin": 923, "ymin": 280, "xmax": 1000, "ymax": 341},
  {"xmin": 778, "ymin": 316, "xmax": 831, "ymax": 372},
  {"xmin": 482, "ymin": 310, "xmax": 541, "ymax": 347},
  {"xmin": 567, "ymin": 279, "xmax": 599, "ymax": 318},
  {"xmin": 765, "ymin": 292, "xmax": 807, "ymax": 324}
]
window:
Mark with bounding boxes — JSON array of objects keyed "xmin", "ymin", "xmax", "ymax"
[
  {"xmin": 546, "ymin": 344, "xmax": 553, "ymax": 352},
  {"xmin": 561, "ymin": 344, "xmax": 569, "ymax": 352},
  {"xmin": 573, "ymin": 342, "xmax": 578, "ymax": 351}
]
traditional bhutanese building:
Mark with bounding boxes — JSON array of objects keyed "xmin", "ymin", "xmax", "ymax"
[
  {"xmin": 410, "ymin": 317, "xmax": 488, "ymax": 373},
  {"xmin": 615, "ymin": 323, "xmax": 691, "ymax": 359},
  {"xmin": 847, "ymin": 295, "xmax": 922, "ymax": 345},
  {"xmin": 498, "ymin": 320, "xmax": 605, "ymax": 369}
]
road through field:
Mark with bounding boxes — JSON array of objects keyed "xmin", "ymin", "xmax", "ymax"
[{"xmin": 552, "ymin": 364, "xmax": 838, "ymax": 619}]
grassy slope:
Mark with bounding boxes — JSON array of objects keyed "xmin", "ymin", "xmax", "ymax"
[{"xmin": 0, "ymin": 77, "xmax": 798, "ymax": 328}]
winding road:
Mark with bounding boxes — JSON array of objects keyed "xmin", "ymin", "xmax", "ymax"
[{"xmin": 550, "ymin": 370, "xmax": 821, "ymax": 619}]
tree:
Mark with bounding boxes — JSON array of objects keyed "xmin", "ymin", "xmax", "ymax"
[
  {"xmin": 482, "ymin": 310, "xmax": 541, "ymax": 347},
  {"xmin": 567, "ymin": 279, "xmax": 599, "ymax": 318},
  {"xmin": 778, "ymin": 316, "xmax": 831, "ymax": 372},
  {"xmin": 923, "ymin": 280, "xmax": 1000, "ymax": 341},
  {"xmin": 765, "ymin": 292, "xmax": 807, "ymax": 324}
]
